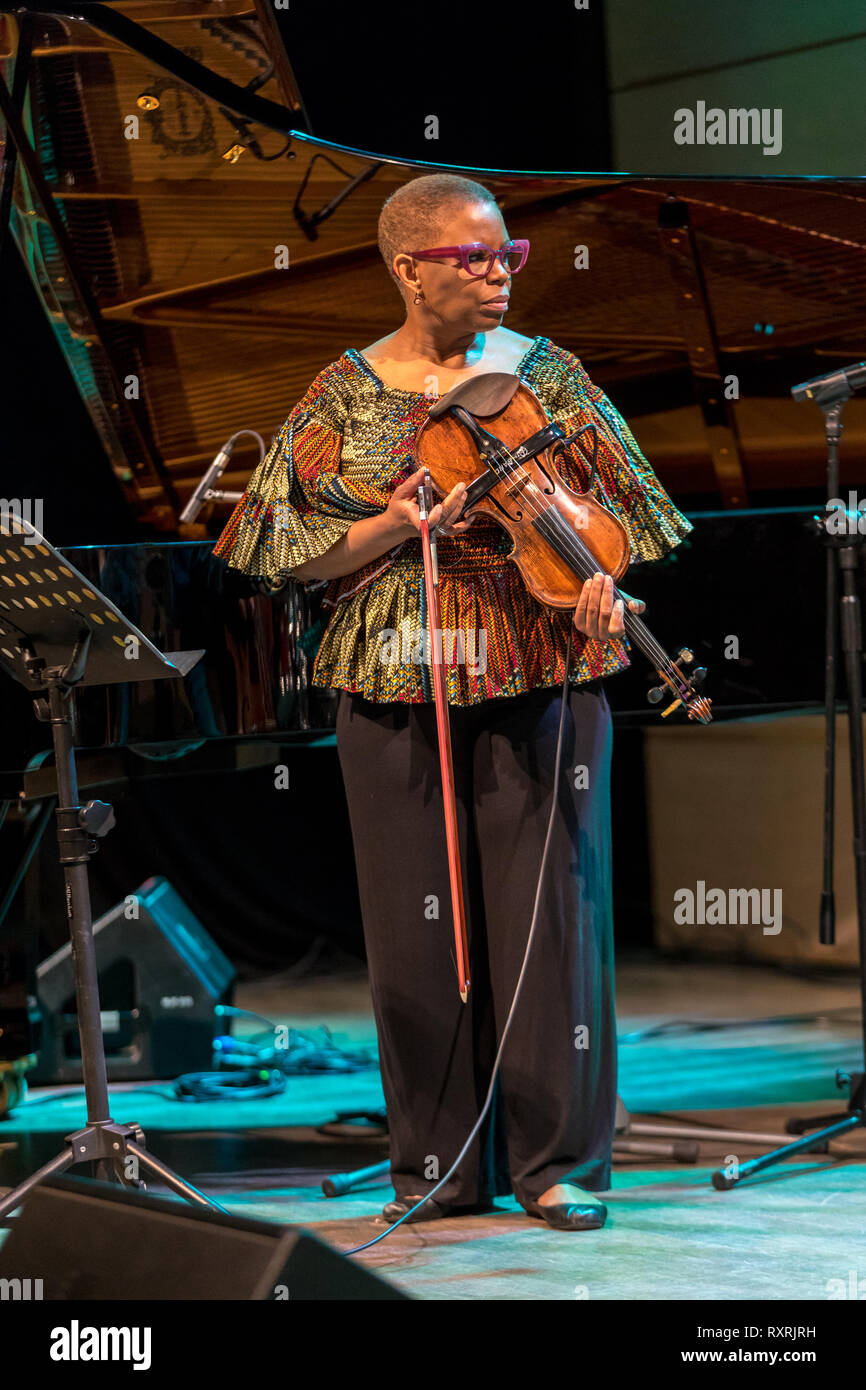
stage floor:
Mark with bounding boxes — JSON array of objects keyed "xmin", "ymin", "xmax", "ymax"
[{"xmin": 2, "ymin": 957, "xmax": 865, "ymax": 1301}]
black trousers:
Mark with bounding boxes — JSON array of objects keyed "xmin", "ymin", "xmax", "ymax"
[{"xmin": 336, "ymin": 680, "xmax": 617, "ymax": 1208}]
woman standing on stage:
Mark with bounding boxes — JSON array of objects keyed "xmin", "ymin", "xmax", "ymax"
[{"xmin": 215, "ymin": 173, "xmax": 692, "ymax": 1231}]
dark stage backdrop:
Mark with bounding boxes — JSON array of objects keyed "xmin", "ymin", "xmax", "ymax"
[
  {"xmin": 280, "ymin": 0, "xmax": 612, "ymax": 173},
  {"xmin": 14, "ymin": 746, "xmax": 362, "ymax": 978},
  {"xmin": 0, "ymin": 235, "xmax": 136, "ymax": 546},
  {"xmin": 9, "ymin": 729, "xmax": 651, "ymax": 980}
]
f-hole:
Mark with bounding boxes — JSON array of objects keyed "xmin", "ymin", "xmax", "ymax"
[
  {"xmin": 534, "ymin": 455, "xmax": 558, "ymax": 494},
  {"xmin": 490, "ymin": 493, "xmax": 522, "ymax": 522}
]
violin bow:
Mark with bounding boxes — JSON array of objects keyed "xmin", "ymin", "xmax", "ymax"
[{"xmin": 417, "ymin": 469, "xmax": 471, "ymax": 1003}]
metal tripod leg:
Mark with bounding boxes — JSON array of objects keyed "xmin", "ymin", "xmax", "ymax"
[
  {"xmin": 626, "ymin": 1118, "xmax": 828, "ymax": 1150},
  {"xmin": 0, "ymin": 1148, "xmax": 75, "ymax": 1218},
  {"xmin": 712, "ymin": 1110, "xmax": 862, "ymax": 1190},
  {"xmin": 0, "ymin": 1124, "xmax": 228, "ymax": 1220},
  {"xmin": 615, "ymin": 1097, "xmax": 831, "ymax": 1159},
  {"xmin": 125, "ymin": 1140, "xmax": 228, "ymax": 1213}
]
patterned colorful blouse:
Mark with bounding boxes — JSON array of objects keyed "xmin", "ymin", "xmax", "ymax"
[{"xmin": 213, "ymin": 336, "xmax": 692, "ymax": 706}]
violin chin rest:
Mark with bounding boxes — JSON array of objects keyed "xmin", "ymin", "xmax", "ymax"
[{"xmin": 428, "ymin": 372, "xmax": 521, "ymax": 420}]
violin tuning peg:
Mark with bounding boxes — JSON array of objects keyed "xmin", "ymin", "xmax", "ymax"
[
  {"xmin": 675, "ymin": 647, "xmax": 694, "ymax": 665},
  {"xmin": 661, "ymin": 697, "xmax": 683, "ymax": 718},
  {"xmin": 692, "ymin": 666, "xmax": 707, "ymax": 686},
  {"xmin": 647, "ymin": 685, "xmax": 665, "ymax": 705}
]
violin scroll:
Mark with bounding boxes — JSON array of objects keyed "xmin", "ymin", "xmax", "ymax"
[{"xmin": 648, "ymin": 646, "xmax": 712, "ymax": 723}]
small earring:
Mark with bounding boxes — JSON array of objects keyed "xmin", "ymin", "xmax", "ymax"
[{"xmin": 413, "ymin": 290, "xmax": 423, "ymax": 305}]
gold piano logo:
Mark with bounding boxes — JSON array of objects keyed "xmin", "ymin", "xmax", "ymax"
[{"xmin": 137, "ymin": 62, "xmax": 216, "ymax": 157}]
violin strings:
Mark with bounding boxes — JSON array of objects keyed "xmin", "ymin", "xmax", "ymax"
[
  {"xmin": 472, "ymin": 425, "xmax": 681, "ymax": 681},
  {"xmin": 535, "ymin": 507, "xmax": 677, "ymax": 677},
  {"xmin": 492, "ymin": 449, "xmax": 672, "ymax": 673}
]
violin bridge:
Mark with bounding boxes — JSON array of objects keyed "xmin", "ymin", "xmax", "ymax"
[{"xmin": 503, "ymin": 475, "xmax": 539, "ymax": 503}]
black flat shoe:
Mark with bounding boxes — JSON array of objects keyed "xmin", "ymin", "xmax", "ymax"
[
  {"xmin": 382, "ymin": 1194, "xmax": 451, "ymax": 1223},
  {"xmin": 522, "ymin": 1198, "xmax": 608, "ymax": 1231}
]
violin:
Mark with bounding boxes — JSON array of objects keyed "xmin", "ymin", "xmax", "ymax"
[{"xmin": 414, "ymin": 371, "xmax": 712, "ymax": 725}]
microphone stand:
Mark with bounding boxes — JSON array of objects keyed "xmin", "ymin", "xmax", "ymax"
[{"xmin": 712, "ymin": 379, "xmax": 866, "ymax": 1189}]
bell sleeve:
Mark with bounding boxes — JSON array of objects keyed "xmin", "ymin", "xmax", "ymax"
[
  {"xmin": 548, "ymin": 347, "xmax": 693, "ymax": 563},
  {"xmin": 213, "ymin": 374, "xmax": 383, "ymax": 585}
]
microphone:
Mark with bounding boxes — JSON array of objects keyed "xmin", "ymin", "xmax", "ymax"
[
  {"xmin": 180, "ymin": 441, "xmax": 236, "ymax": 524},
  {"xmin": 791, "ymin": 360, "xmax": 866, "ymax": 406},
  {"xmin": 180, "ymin": 430, "xmax": 265, "ymax": 524}
]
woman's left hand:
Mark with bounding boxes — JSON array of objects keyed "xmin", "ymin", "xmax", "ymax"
[{"xmin": 573, "ymin": 572, "xmax": 645, "ymax": 641}]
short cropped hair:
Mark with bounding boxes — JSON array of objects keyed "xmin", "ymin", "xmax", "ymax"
[{"xmin": 377, "ymin": 174, "xmax": 502, "ymax": 289}]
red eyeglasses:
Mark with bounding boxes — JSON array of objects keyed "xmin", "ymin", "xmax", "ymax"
[{"xmin": 407, "ymin": 239, "xmax": 530, "ymax": 278}]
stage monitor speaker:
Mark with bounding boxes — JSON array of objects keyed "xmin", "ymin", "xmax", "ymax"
[
  {"xmin": 0, "ymin": 1176, "xmax": 406, "ymax": 1300},
  {"xmin": 32, "ymin": 876, "xmax": 235, "ymax": 1084}
]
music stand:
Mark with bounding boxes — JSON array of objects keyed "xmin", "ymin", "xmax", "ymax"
[{"xmin": 0, "ymin": 515, "xmax": 228, "ymax": 1219}]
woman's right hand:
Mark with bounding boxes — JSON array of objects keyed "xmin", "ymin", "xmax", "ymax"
[
  {"xmin": 386, "ymin": 466, "xmax": 471, "ymax": 540},
  {"xmin": 293, "ymin": 467, "xmax": 470, "ymax": 582}
]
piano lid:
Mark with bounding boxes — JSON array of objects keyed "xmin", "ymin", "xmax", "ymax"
[{"xmin": 2, "ymin": 2, "xmax": 866, "ymax": 528}]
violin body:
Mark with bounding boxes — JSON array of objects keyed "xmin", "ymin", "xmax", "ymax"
[
  {"xmin": 413, "ymin": 372, "xmax": 711, "ymax": 724},
  {"xmin": 415, "ymin": 379, "xmax": 629, "ymax": 609}
]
